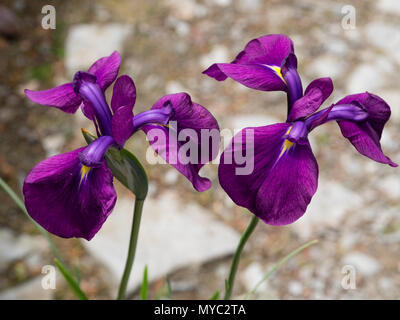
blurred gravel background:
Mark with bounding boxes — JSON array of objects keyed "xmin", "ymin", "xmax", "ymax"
[{"xmin": 0, "ymin": 0, "xmax": 399, "ymax": 299}]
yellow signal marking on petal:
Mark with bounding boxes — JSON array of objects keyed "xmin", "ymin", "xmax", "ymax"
[
  {"xmin": 279, "ymin": 126, "xmax": 294, "ymax": 158},
  {"xmin": 80, "ymin": 165, "xmax": 91, "ymax": 182},
  {"xmin": 266, "ymin": 65, "xmax": 287, "ymax": 85}
]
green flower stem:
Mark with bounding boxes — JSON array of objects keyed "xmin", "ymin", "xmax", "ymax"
[
  {"xmin": 117, "ymin": 198, "xmax": 145, "ymax": 300},
  {"xmin": 224, "ymin": 215, "xmax": 259, "ymax": 300}
]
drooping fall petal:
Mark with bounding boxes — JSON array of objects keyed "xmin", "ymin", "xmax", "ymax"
[
  {"xmin": 334, "ymin": 92, "xmax": 397, "ymax": 167},
  {"xmin": 23, "ymin": 148, "xmax": 117, "ymax": 240}
]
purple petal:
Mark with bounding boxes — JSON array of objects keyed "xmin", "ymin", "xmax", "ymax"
[
  {"xmin": 23, "ymin": 148, "xmax": 117, "ymax": 240},
  {"xmin": 88, "ymin": 51, "xmax": 121, "ymax": 91},
  {"xmin": 24, "ymin": 83, "xmax": 81, "ymax": 113},
  {"xmin": 111, "ymin": 75, "xmax": 136, "ymax": 113},
  {"xmin": 142, "ymin": 93, "xmax": 220, "ymax": 191},
  {"xmin": 335, "ymin": 93, "xmax": 397, "ymax": 167},
  {"xmin": 142, "ymin": 125, "xmax": 212, "ymax": 192},
  {"xmin": 205, "ymin": 63, "xmax": 287, "ymax": 91},
  {"xmin": 288, "ymin": 77, "xmax": 333, "ymax": 121},
  {"xmin": 219, "ymin": 123, "xmax": 318, "ymax": 225},
  {"xmin": 203, "ymin": 34, "xmax": 294, "ymax": 91},
  {"xmin": 255, "ymin": 141, "xmax": 318, "ymax": 225},
  {"xmin": 112, "ymin": 105, "xmax": 134, "ymax": 147}
]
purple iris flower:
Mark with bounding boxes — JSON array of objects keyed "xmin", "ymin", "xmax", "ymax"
[
  {"xmin": 218, "ymin": 77, "xmax": 397, "ymax": 226},
  {"xmin": 23, "ymin": 52, "xmax": 219, "ymax": 239},
  {"xmin": 203, "ymin": 34, "xmax": 303, "ymax": 110}
]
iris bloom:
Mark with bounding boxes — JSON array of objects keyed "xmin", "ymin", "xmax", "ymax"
[
  {"xmin": 218, "ymin": 77, "xmax": 397, "ymax": 225},
  {"xmin": 23, "ymin": 52, "xmax": 219, "ymax": 240},
  {"xmin": 203, "ymin": 34, "xmax": 303, "ymax": 110}
]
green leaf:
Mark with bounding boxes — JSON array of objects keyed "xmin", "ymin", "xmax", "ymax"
[
  {"xmin": 54, "ymin": 258, "xmax": 88, "ymax": 300},
  {"xmin": 210, "ymin": 291, "xmax": 220, "ymax": 300},
  {"xmin": 82, "ymin": 130, "xmax": 148, "ymax": 200},
  {"xmin": 140, "ymin": 265, "xmax": 148, "ymax": 300},
  {"xmin": 244, "ymin": 239, "xmax": 318, "ymax": 299}
]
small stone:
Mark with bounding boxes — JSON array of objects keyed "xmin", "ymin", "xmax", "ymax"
[
  {"xmin": 165, "ymin": 81, "xmax": 187, "ymax": 94},
  {"xmin": 83, "ymin": 193, "xmax": 240, "ymax": 293},
  {"xmin": 164, "ymin": 169, "xmax": 179, "ymax": 185},
  {"xmin": 378, "ymin": 175, "xmax": 400, "ymax": 199},
  {"xmin": 288, "ymin": 281, "xmax": 303, "ymax": 296},
  {"xmin": 0, "ymin": 277, "xmax": 53, "ymax": 300},
  {"xmin": 377, "ymin": 0, "xmax": 400, "ymax": 15},
  {"xmin": 200, "ymin": 45, "xmax": 229, "ymax": 69},
  {"xmin": 346, "ymin": 64, "xmax": 385, "ymax": 93},
  {"xmin": 42, "ymin": 134, "xmax": 66, "ymax": 157},
  {"xmin": 229, "ymin": 114, "xmax": 280, "ymax": 131},
  {"xmin": 342, "ymin": 252, "xmax": 382, "ymax": 277},
  {"xmin": 65, "ymin": 24, "xmax": 132, "ymax": 77},
  {"xmin": 292, "ymin": 180, "xmax": 362, "ymax": 238},
  {"xmin": 365, "ymin": 22, "xmax": 400, "ymax": 65}
]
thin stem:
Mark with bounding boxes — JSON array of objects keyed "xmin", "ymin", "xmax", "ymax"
[
  {"xmin": 117, "ymin": 198, "xmax": 145, "ymax": 300},
  {"xmin": 224, "ymin": 215, "xmax": 259, "ymax": 300},
  {"xmin": 244, "ymin": 239, "xmax": 318, "ymax": 299}
]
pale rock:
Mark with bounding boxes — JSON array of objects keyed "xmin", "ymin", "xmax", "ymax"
[
  {"xmin": 228, "ymin": 114, "xmax": 279, "ymax": 131},
  {"xmin": 342, "ymin": 252, "xmax": 382, "ymax": 276},
  {"xmin": 0, "ymin": 229, "xmax": 48, "ymax": 272},
  {"xmin": 165, "ymin": 80, "xmax": 187, "ymax": 94},
  {"xmin": 292, "ymin": 180, "xmax": 362, "ymax": 238},
  {"xmin": 65, "ymin": 24, "xmax": 132, "ymax": 76},
  {"xmin": 206, "ymin": 0, "xmax": 232, "ymax": 7},
  {"xmin": 164, "ymin": 169, "xmax": 179, "ymax": 185},
  {"xmin": 378, "ymin": 175, "xmax": 400, "ymax": 199},
  {"xmin": 83, "ymin": 193, "xmax": 240, "ymax": 293},
  {"xmin": 200, "ymin": 45, "xmax": 229, "ymax": 69},
  {"xmin": 365, "ymin": 22, "xmax": 400, "ymax": 65},
  {"xmin": 0, "ymin": 277, "xmax": 53, "ymax": 300},
  {"xmin": 346, "ymin": 64, "xmax": 385, "ymax": 93},
  {"xmin": 376, "ymin": 0, "xmax": 400, "ymax": 15},
  {"xmin": 42, "ymin": 134, "xmax": 65, "ymax": 157},
  {"xmin": 307, "ymin": 55, "xmax": 347, "ymax": 79},
  {"xmin": 241, "ymin": 262, "xmax": 267, "ymax": 292},
  {"xmin": 238, "ymin": 0, "xmax": 262, "ymax": 12},
  {"xmin": 288, "ymin": 281, "xmax": 303, "ymax": 296}
]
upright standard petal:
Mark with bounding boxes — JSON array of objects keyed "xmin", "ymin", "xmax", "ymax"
[
  {"xmin": 219, "ymin": 123, "xmax": 318, "ymax": 225},
  {"xmin": 112, "ymin": 105, "xmax": 134, "ymax": 147},
  {"xmin": 203, "ymin": 34, "xmax": 294, "ymax": 92},
  {"xmin": 334, "ymin": 93, "xmax": 397, "ymax": 167},
  {"xmin": 24, "ymin": 83, "xmax": 82, "ymax": 113},
  {"xmin": 88, "ymin": 51, "xmax": 121, "ymax": 91},
  {"xmin": 111, "ymin": 75, "xmax": 137, "ymax": 113},
  {"xmin": 142, "ymin": 93, "xmax": 220, "ymax": 191},
  {"xmin": 288, "ymin": 77, "xmax": 333, "ymax": 121},
  {"xmin": 23, "ymin": 148, "xmax": 117, "ymax": 240}
]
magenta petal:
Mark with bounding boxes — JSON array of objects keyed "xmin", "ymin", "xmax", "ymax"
[
  {"xmin": 203, "ymin": 34, "xmax": 294, "ymax": 91},
  {"xmin": 219, "ymin": 123, "xmax": 318, "ymax": 225},
  {"xmin": 208, "ymin": 63, "xmax": 287, "ymax": 91},
  {"xmin": 288, "ymin": 77, "xmax": 333, "ymax": 121},
  {"xmin": 24, "ymin": 83, "xmax": 81, "ymax": 113},
  {"xmin": 23, "ymin": 148, "xmax": 117, "ymax": 240},
  {"xmin": 255, "ymin": 141, "xmax": 318, "ymax": 225},
  {"xmin": 219, "ymin": 123, "xmax": 291, "ymax": 212},
  {"xmin": 143, "ymin": 93, "xmax": 220, "ymax": 191},
  {"xmin": 88, "ymin": 51, "xmax": 121, "ymax": 91},
  {"xmin": 142, "ymin": 125, "xmax": 212, "ymax": 192},
  {"xmin": 111, "ymin": 75, "xmax": 136, "ymax": 113},
  {"xmin": 335, "ymin": 92, "xmax": 397, "ymax": 167},
  {"xmin": 112, "ymin": 105, "xmax": 134, "ymax": 146}
]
